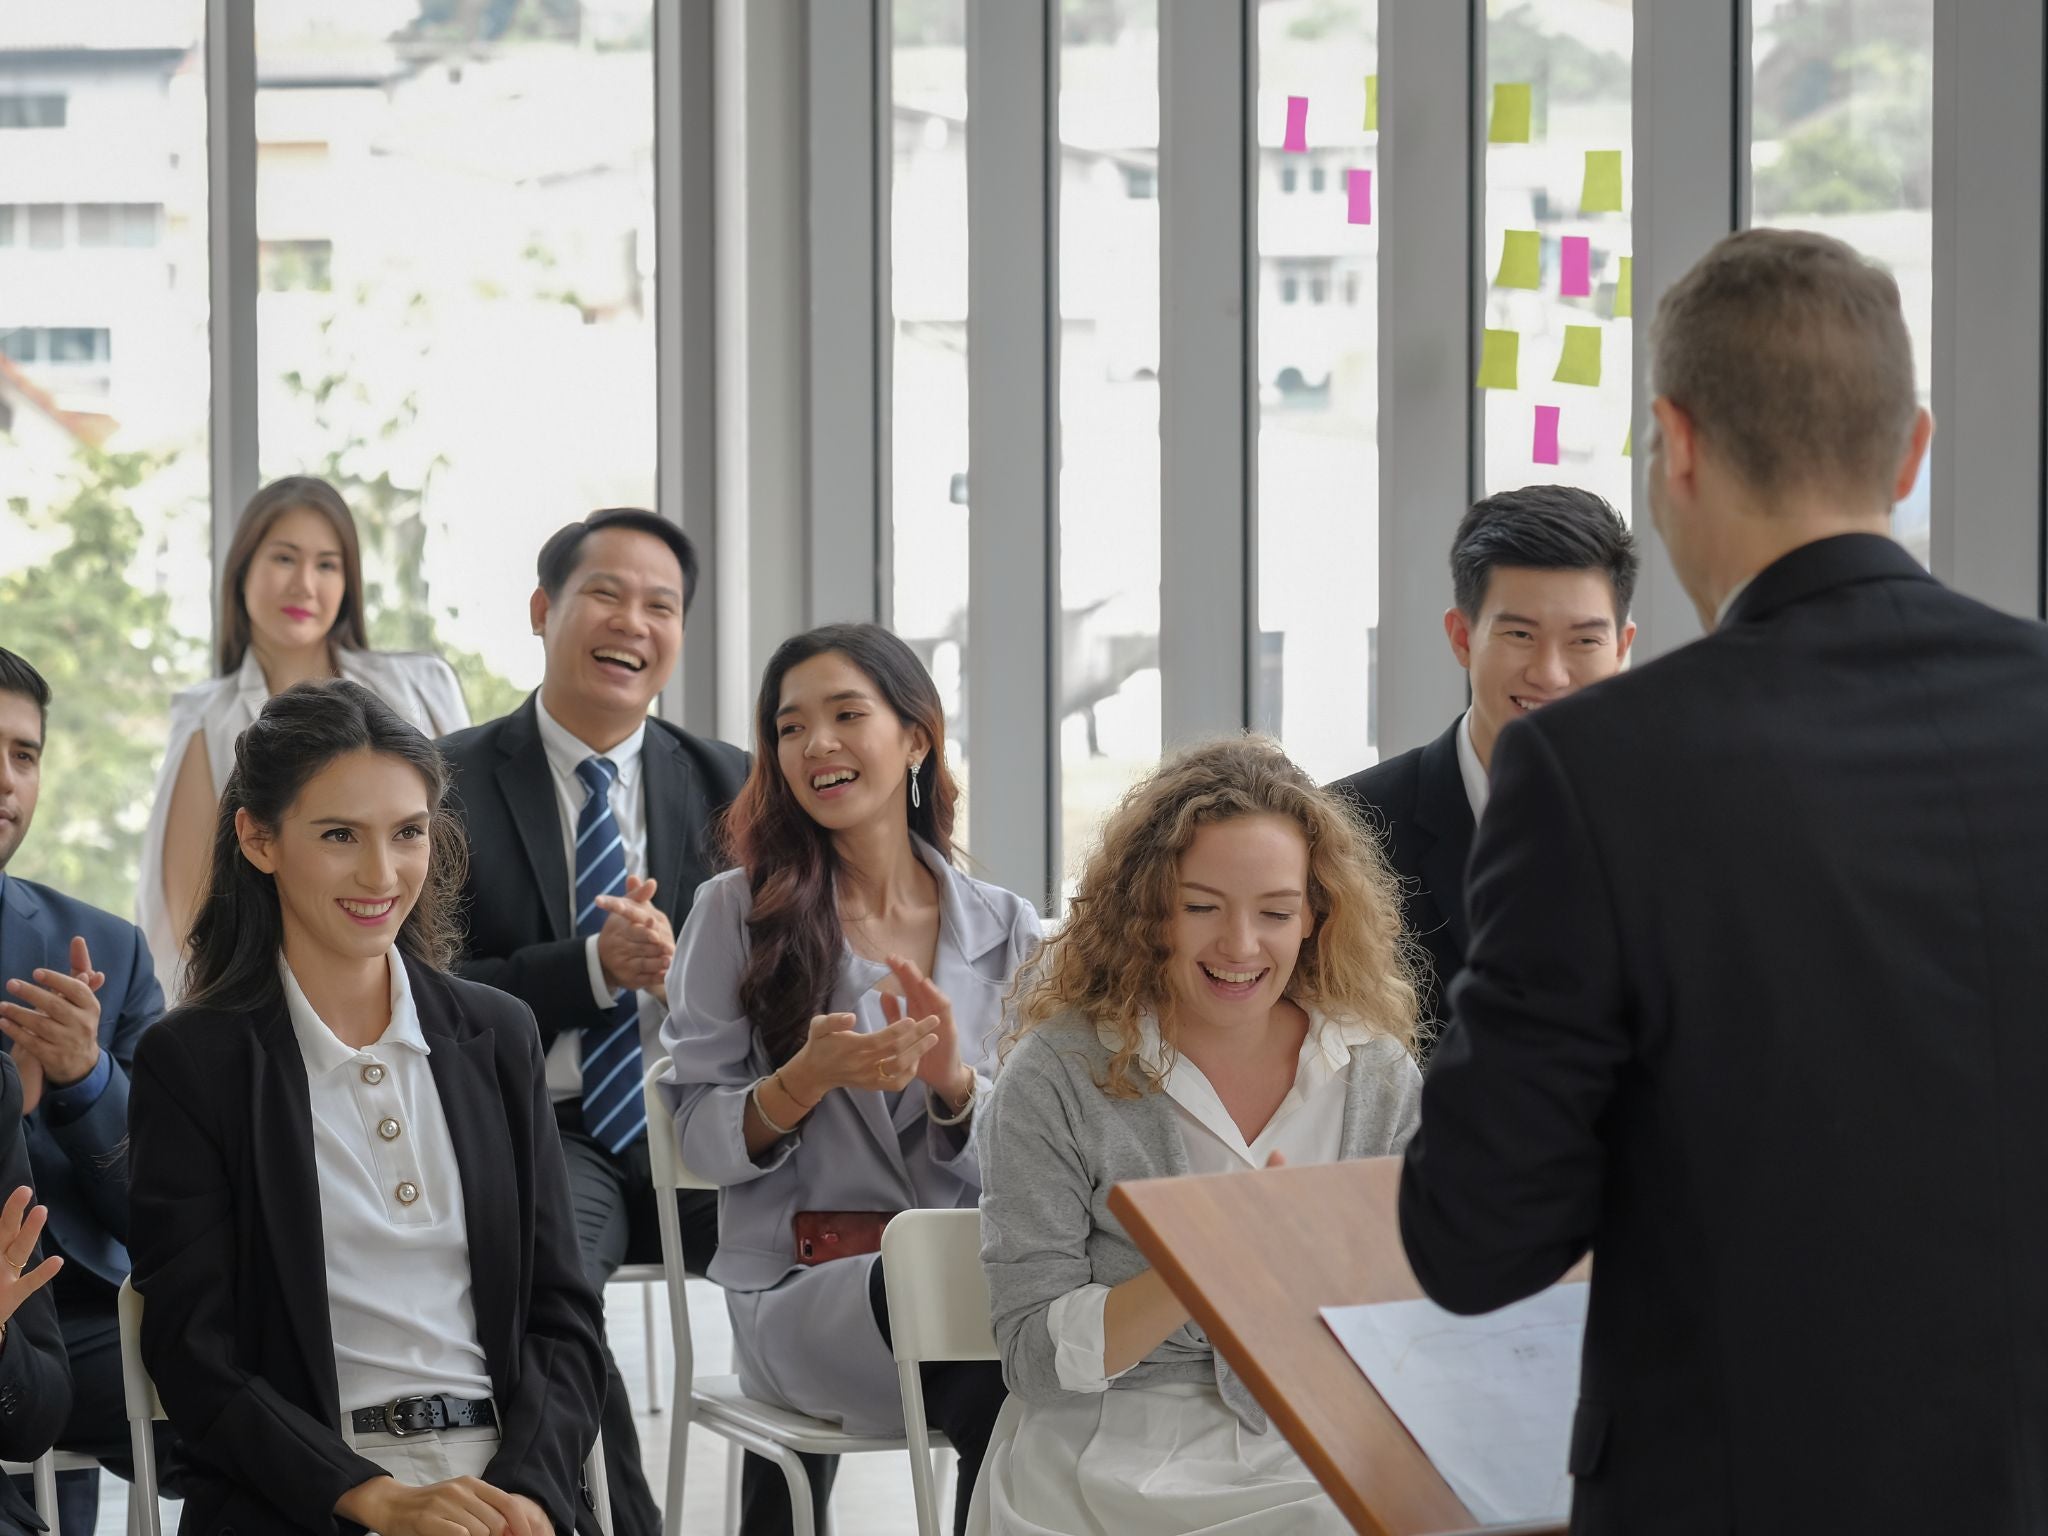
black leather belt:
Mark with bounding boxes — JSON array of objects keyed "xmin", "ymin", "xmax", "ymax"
[{"xmin": 350, "ymin": 1394, "xmax": 498, "ymax": 1438}]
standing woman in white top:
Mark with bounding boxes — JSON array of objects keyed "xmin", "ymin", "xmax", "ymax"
[
  {"xmin": 972, "ymin": 737, "xmax": 1424, "ymax": 1536},
  {"xmin": 139, "ymin": 477, "xmax": 470, "ymax": 1001},
  {"xmin": 127, "ymin": 680, "xmax": 606, "ymax": 1536}
]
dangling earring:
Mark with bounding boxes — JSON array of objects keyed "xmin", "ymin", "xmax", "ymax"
[{"xmin": 910, "ymin": 759, "xmax": 922, "ymax": 809}]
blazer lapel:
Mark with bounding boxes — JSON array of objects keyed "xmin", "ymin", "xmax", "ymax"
[
  {"xmin": 496, "ymin": 696, "xmax": 572, "ymax": 942},
  {"xmin": 247, "ymin": 1004, "xmax": 346, "ymax": 1425},
  {"xmin": 0, "ymin": 878, "xmax": 53, "ymax": 1004},
  {"xmin": 415, "ymin": 964, "xmax": 521, "ymax": 1387},
  {"xmin": 1412, "ymin": 719, "xmax": 1477, "ymax": 956},
  {"xmin": 640, "ymin": 726, "xmax": 701, "ymax": 928}
]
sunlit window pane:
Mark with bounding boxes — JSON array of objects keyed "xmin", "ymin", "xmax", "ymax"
[
  {"xmin": 0, "ymin": 4, "xmax": 212, "ymax": 917},
  {"xmin": 1057, "ymin": 0, "xmax": 1160, "ymax": 901},
  {"xmin": 1751, "ymin": 0, "xmax": 1932, "ymax": 562}
]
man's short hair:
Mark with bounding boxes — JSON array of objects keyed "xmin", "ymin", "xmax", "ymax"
[
  {"xmin": 1651, "ymin": 227, "xmax": 1918, "ymax": 503},
  {"xmin": 0, "ymin": 647, "xmax": 50, "ymax": 735},
  {"xmin": 536, "ymin": 508, "xmax": 701, "ymax": 614},
  {"xmin": 1451, "ymin": 485, "xmax": 1640, "ymax": 621}
]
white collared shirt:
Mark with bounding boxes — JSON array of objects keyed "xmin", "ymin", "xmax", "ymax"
[
  {"xmin": 532, "ymin": 693, "xmax": 653, "ymax": 1100},
  {"xmin": 1715, "ymin": 574, "xmax": 1755, "ymax": 630},
  {"xmin": 1455, "ymin": 707, "xmax": 1490, "ymax": 822},
  {"xmin": 1046, "ymin": 1009, "xmax": 1369, "ymax": 1392},
  {"xmin": 279, "ymin": 952, "xmax": 493, "ymax": 1413}
]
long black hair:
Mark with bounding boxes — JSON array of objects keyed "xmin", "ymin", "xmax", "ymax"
[
  {"xmin": 720, "ymin": 623, "xmax": 959, "ymax": 1066},
  {"xmin": 180, "ymin": 679, "xmax": 468, "ymax": 1014}
]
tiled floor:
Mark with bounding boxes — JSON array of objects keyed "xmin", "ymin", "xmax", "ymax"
[{"xmin": 85, "ymin": 1278, "xmax": 939, "ymax": 1536}]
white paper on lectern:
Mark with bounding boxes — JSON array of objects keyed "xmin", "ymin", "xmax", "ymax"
[{"xmin": 1320, "ymin": 1284, "xmax": 1589, "ymax": 1527}]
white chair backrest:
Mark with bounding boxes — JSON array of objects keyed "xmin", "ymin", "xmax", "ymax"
[
  {"xmin": 879, "ymin": 1209, "xmax": 997, "ymax": 1365},
  {"xmin": 642, "ymin": 1059, "xmax": 718, "ymax": 1194}
]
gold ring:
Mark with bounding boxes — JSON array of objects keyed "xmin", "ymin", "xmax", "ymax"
[{"xmin": 3, "ymin": 1260, "xmax": 21, "ymax": 1277}]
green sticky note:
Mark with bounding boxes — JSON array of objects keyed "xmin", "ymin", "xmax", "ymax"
[
  {"xmin": 1495, "ymin": 229, "xmax": 1542, "ymax": 289},
  {"xmin": 1364, "ymin": 74, "xmax": 1378, "ymax": 132},
  {"xmin": 1622, "ymin": 425, "xmax": 1633, "ymax": 458},
  {"xmin": 1614, "ymin": 255, "xmax": 1633, "ymax": 318},
  {"xmin": 1554, "ymin": 324, "xmax": 1603, "ymax": 386},
  {"xmin": 1477, "ymin": 329, "xmax": 1520, "ymax": 390},
  {"xmin": 1488, "ymin": 82, "xmax": 1532, "ymax": 144},
  {"xmin": 1581, "ymin": 149, "xmax": 1624, "ymax": 212}
]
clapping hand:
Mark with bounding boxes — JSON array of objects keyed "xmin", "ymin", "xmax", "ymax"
[
  {"xmin": 782, "ymin": 1009, "xmax": 940, "ymax": 1104},
  {"xmin": 2, "ymin": 936, "xmax": 106, "ymax": 1115},
  {"xmin": 0, "ymin": 1184, "xmax": 63, "ymax": 1329},
  {"xmin": 594, "ymin": 875, "xmax": 675, "ymax": 1000},
  {"xmin": 881, "ymin": 954, "xmax": 974, "ymax": 1109}
]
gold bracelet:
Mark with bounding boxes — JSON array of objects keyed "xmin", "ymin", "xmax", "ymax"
[
  {"xmin": 750, "ymin": 1077, "xmax": 800, "ymax": 1138},
  {"xmin": 926, "ymin": 1073, "xmax": 978, "ymax": 1127}
]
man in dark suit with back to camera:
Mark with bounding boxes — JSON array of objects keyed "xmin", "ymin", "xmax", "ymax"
[
  {"xmin": 1400, "ymin": 228, "xmax": 2048, "ymax": 1532},
  {"xmin": 439, "ymin": 510, "xmax": 745, "ymax": 1536},
  {"xmin": 0, "ymin": 648, "xmax": 166, "ymax": 1536},
  {"xmin": 1330, "ymin": 488, "xmax": 1637, "ymax": 1044}
]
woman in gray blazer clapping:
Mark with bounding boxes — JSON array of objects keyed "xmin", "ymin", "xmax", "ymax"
[
  {"xmin": 972, "ymin": 737, "xmax": 1424, "ymax": 1536},
  {"xmin": 661, "ymin": 623, "xmax": 1039, "ymax": 1536}
]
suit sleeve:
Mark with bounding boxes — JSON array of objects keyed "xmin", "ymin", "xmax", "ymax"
[
  {"xmin": 483, "ymin": 1012, "xmax": 607, "ymax": 1531},
  {"xmin": 128, "ymin": 1026, "xmax": 389, "ymax": 1525},
  {"xmin": 44, "ymin": 919, "xmax": 163, "ymax": 1245},
  {"xmin": 0, "ymin": 1056, "xmax": 71, "ymax": 1465},
  {"xmin": 1398, "ymin": 716, "xmax": 1631, "ymax": 1314}
]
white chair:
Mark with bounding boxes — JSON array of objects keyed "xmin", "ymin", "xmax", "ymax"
[
  {"xmin": 2, "ymin": 1447, "xmax": 115, "ymax": 1532},
  {"xmin": 644, "ymin": 1060, "xmax": 948, "ymax": 1536},
  {"xmin": 879, "ymin": 1209, "xmax": 998, "ymax": 1536},
  {"xmin": 115, "ymin": 1278, "xmax": 615, "ymax": 1536},
  {"xmin": 609, "ymin": 1263, "xmax": 667, "ymax": 1414}
]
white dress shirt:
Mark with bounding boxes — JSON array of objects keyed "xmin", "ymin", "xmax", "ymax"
[
  {"xmin": 532, "ymin": 693, "xmax": 654, "ymax": 1101},
  {"xmin": 971, "ymin": 1009, "xmax": 1364, "ymax": 1536},
  {"xmin": 1455, "ymin": 706, "xmax": 1491, "ymax": 821},
  {"xmin": 280, "ymin": 952, "xmax": 494, "ymax": 1413}
]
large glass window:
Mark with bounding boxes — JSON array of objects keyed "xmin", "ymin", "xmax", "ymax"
[
  {"xmin": 1751, "ymin": 0, "xmax": 1932, "ymax": 562},
  {"xmin": 255, "ymin": 0, "xmax": 656, "ymax": 715},
  {"xmin": 1480, "ymin": 1, "xmax": 1634, "ymax": 517},
  {"xmin": 1255, "ymin": 0, "xmax": 1378, "ymax": 784},
  {"xmin": 889, "ymin": 0, "xmax": 972, "ymax": 847},
  {"xmin": 0, "ymin": 5, "xmax": 212, "ymax": 917},
  {"xmin": 1057, "ymin": 0, "xmax": 1160, "ymax": 898}
]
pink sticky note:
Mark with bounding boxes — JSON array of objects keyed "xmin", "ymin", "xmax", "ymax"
[
  {"xmin": 1284, "ymin": 95, "xmax": 1309, "ymax": 152},
  {"xmin": 1346, "ymin": 168, "xmax": 1372, "ymax": 224},
  {"xmin": 1560, "ymin": 236, "xmax": 1592, "ymax": 297},
  {"xmin": 1533, "ymin": 405, "xmax": 1562, "ymax": 465}
]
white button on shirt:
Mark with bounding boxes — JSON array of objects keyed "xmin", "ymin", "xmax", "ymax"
[
  {"xmin": 532, "ymin": 693, "xmax": 656, "ymax": 1101},
  {"xmin": 280, "ymin": 953, "xmax": 494, "ymax": 1413}
]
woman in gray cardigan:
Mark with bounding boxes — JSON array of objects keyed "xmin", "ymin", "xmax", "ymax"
[
  {"xmin": 662, "ymin": 625, "xmax": 1039, "ymax": 1536},
  {"xmin": 972, "ymin": 737, "xmax": 1423, "ymax": 1536}
]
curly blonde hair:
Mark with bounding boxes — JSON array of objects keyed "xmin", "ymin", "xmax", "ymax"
[{"xmin": 1011, "ymin": 735, "xmax": 1422, "ymax": 1097}]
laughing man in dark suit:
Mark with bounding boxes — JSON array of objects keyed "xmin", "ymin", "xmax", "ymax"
[
  {"xmin": 1329, "ymin": 490, "xmax": 1637, "ymax": 1045},
  {"xmin": 438, "ymin": 510, "xmax": 746, "ymax": 1536}
]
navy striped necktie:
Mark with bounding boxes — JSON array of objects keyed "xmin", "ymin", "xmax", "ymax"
[{"xmin": 574, "ymin": 754, "xmax": 647, "ymax": 1152}]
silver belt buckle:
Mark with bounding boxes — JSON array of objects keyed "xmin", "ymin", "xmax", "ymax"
[{"xmin": 383, "ymin": 1395, "xmax": 434, "ymax": 1437}]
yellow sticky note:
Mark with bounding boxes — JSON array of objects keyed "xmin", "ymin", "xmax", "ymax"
[
  {"xmin": 1495, "ymin": 229, "xmax": 1542, "ymax": 289},
  {"xmin": 1364, "ymin": 74, "xmax": 1378, "ymax": 132},
  {"xmin": 1488, "ymin": 82, "xmax": 1532, "ymax": 144},
  {"xmin": 1581, "ymin": 149, "xmax": 1624, "ymax": 213},
  {"xmin": 1614, "ymin": 255, "xmax": 1633, "ymax": 318},
  {"xmin": 1622, "ymin": 425, "xmax": 1633, "ymax": 458},
  {"xmin": 1554, "ymin": 325, "xmax": 1603, "ymax": 386},
  {"xmin": 1477, "ymin": 329, "xmax": 1520, "ymax": 390}
]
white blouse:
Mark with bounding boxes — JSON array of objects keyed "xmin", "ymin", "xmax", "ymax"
[
  {"xmin": 971, "ymin": 1011, "xmax": 1367, "ymax": 1536},
  {"xmin": 139, "ymin": 649, "xmax": 469, "ymax": 1002},
  {"xmin": 279, "ymin": 952, "xmax": 494, "ymax": 1414}
]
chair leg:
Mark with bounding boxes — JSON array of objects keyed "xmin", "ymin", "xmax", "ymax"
[
  {"xmin": 30, "ymin": 1455, "xmax": 57, "ymax": 1525},
  {"xmin": 724, "ymin": 1440, "xmax": 742, "ymax": 1536},
  {"xmin": 769, "ymin": 1443, "xmax": 816, "ymax": 1536},
  {"xmin": 643, "ymin": 1281, "xmax": 663, "ymax": 1414},
  {"xmin": 664, "ymin": 1402, "xmax": 687, "ymax": 1536}
]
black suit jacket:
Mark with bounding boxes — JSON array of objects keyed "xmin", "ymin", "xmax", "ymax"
[
  {"xmin": 0, "ymin": 1052, "xmax": 71, "ymax": 1536},
  {"xmin": 437, "ymin": 695, "xmax": 748, "ymax": 1058},
  {"xmin": 127, "ymin": 960, "xmax": 607, "ymax": 1535},
  {"xmin": 1399, "ymin": 534, "xmax": 2048, "ymax": 1534},
  {"xmin": 1328, "ymin": 718, "xmax": 1474, "ymax": 1042}
]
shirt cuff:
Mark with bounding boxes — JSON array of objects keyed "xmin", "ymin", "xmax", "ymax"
[
  {"xmin": 43, "ymin": 1048, "xmax": 113, "ymax": 1126},
  {"xmin": 1047, "ymin": 1283, "xmax": 1132, "ymax": 1393},
  {"xmin": 584, "ymin": 935, "xmax": 615, "ymax": 1011}
]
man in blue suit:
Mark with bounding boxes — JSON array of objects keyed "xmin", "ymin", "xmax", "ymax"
[{"xmin": 0, "ymin": 648, "xmax": 165, "ymax": 1536}]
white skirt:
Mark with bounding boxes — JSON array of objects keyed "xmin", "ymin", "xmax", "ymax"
[
  {"xmin": 341, "ymin": 1422, "xmax": 512, "ymax": 1532},
  {"xmin": 968, "ymin": 1382, "xmax": 1351, "ymax": 1536}
]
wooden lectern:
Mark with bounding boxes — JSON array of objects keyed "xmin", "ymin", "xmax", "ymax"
[{"xmin": 1108, "ymin": 1155, "xmax": 1577, "ymax": 1536}]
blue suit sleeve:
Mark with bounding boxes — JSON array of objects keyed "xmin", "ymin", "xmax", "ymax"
[{"xmin": 44, "ymin": 919, "xmax": 162, "ymax": 1244}]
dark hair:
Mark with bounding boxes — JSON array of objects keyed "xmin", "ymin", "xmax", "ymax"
[
  {"xmin": 536, "ymin": 509, "xmax": 701, "ymax": 615},
  {"xmin": 180, "ymin": 679, "xmax": 468, "ymax": 1014},
  {"xmin": 0, "ymin": 648, "xmax": 50, "ymax": 735},
  {"xmin": 218, "ymin": 477, "xmax": 370, "ymax": 675},
  {"xmin": 1652, "ymin": 227, "xmax": 1918, "ymax": 501},
  {"xmin": 721, "ymin": 623, "xmax": 958, "ymax": 1067},
  {"xmin": 1450, "ymin": 485, "xmax": 1640, "ymax": 622}
]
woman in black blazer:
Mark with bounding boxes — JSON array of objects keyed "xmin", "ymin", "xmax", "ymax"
[
  {"xmin": 0, "ymin": 1051, "xmax": 71, "ymax": 1536},
  {"xmin": 128, "ymin": 680, "xmax": 606, "ymax": 1536}
]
